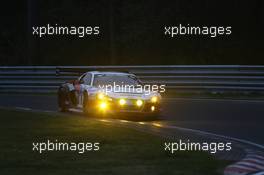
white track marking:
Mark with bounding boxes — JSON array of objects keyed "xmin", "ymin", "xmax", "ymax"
[
  {"xmin": 68, "ymin": 108, "xmax": 83, "ymax": 113},
  {"xmin": 15, "ymin": 107, "xmax": 32, "ymax": 111},
  {"xmin": 43, "ymin": 110, "xmax": 54, "ymax": 113},
  {"xmin": 159, "ymin": 124, "xmax": 264, "ymax": 150}
]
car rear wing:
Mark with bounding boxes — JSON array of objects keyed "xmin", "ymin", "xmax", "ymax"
[{"xmin": 55, "ymin": 66, "xmax": 131, "ymax": 76}]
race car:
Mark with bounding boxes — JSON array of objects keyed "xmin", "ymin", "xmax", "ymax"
[{"xmin": 58, "ymin": 71, "xmax": 161, "ymax": 117}]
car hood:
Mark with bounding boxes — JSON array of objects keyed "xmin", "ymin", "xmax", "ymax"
[
  {"xmin": 106, "ymin": 91, "xmax": 160, "ymax": 100},
  {"xmin": 89, "ymin": 86, "xmax": 160, "ymax": 100},
  {"xmin": 87, "ymin": 87, "xmax": 161, "ymax": 100}
]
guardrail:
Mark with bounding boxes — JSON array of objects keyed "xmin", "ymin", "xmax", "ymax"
[{"xmin": 0, "ymin": 65, "xmax": 264, "ymax": 94}]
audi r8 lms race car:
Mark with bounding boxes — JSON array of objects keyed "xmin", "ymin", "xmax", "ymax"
[{"xmin": 58, "ymin": 71, "xmax": 161, "ymax": 117}]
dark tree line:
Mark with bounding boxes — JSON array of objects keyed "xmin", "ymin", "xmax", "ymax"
[{"xmin": 0, "ymin": 0, "xmax": 263, "ymax": 65}]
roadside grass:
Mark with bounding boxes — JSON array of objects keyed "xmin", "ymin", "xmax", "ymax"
[{"xmin": 0, "ymin": 109, "xmax": 229, "ymax": 175}]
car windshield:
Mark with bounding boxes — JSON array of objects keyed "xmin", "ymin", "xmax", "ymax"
[{"xmin": 93, "ymin": 74, "xmax": 141, "ymax": 87}]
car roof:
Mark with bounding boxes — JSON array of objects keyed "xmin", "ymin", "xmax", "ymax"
[{"xmin": 87, "ymin": 71, "xmax": 135, "ymax": 76}]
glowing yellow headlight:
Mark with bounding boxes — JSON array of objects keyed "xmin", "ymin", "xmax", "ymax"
[
  {"xmin": 97, "ymin": 93, "xmax": 105, "ymax": 100},
  {"xmin": 119, "ymin": 99, "xmax": 126, "ymax": 106},
  {"xmin": 151, "ymin": 96, "xmax": 158, "ymax": 103},
  {"xmin": 136, "ymin": 99, "xmax": 143, "ymax": 107},
  {"xmin": 151, "ymin": 106, "xmax": 155, "ymax": 111},
  {"xmin": 99, "ymin": 102, "xmax": 107, "ymax": 110}
]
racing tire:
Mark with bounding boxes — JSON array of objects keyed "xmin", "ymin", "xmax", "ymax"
[
  {"xmin": 83, "ymin": 91, "xmax": 90, "ymax": 114},
  {"xmin": 58, "ymin": 87, "xmax": 69, "ymax": 112}
]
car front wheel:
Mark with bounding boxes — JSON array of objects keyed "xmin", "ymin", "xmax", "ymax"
[{"xmin": 58, "ymin": 87, "xmax": 69, "ymax": 112}]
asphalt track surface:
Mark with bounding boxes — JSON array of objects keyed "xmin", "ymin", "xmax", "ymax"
[{"xmin": 0, "ymin": 94, "xmax": 263, "ymax": 146}]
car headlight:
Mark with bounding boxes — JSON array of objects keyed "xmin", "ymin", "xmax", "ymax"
[
  {"xmin": 97, "ymin": 92, "xmax": 105, "ymax": 100},
  {"xmin": 119, "ymin": 99, "xmax": 126, "ymax": 106},
  {"xmin": 99, "ymin": 102, "xmax": 107, "ymax": 109},
  {"xmin": 96, "ymin": 92, "xmax": 112, "ymax": 101},
  {"xmin": 151, "ymin": 96, "xmax": 158, "ymax": 103},
  {"xmin": 136, "ymin": 99, "xmax": 143, "ymax": 107}
]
